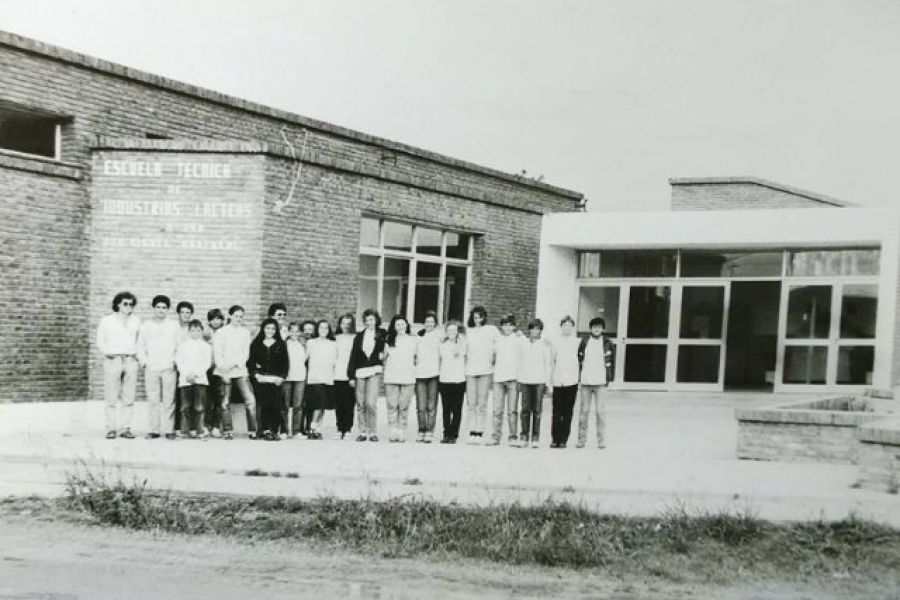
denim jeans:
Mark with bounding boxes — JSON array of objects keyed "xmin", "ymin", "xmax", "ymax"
[
  {"xmin": 491, "ymin": 380, "xmax": 519, "ymax": 440},
  {"xmin": 465, "ymin": 374, "xmax": 492, "ymax": 434},
  {"xmin": 578, "ymin": 384, "xmax": 607, "ymax": 447},
  {"xmin": 415, "ymin": 377, "xmax": 439, "ymax": 433},
  {"xmin": 145, "ymin": 366, "xmax": 177, "ymax": 434},
  {"xmin": 519, "ymin": 383, "xmax": 545, "ymax": 442},
  {"xmin": 219, "ymin": 376, "xmax": 258, "ymax": 434},
  {"xmin": 103, "ymin": 355, "xmax": 138, "ymax": 432},
  {"xmin": 281, "ymin": 381, "xmax": 305, "ymax": 435},
  {"xmin": 355, "ymin": 373, "xmax": 381, "ymax": 436},
  {"xmin": 385, "ymin": 383, "xmax": 414, "ymax": 439},
  {"xmin": 179, "ymin": 383, "xmax": 207, "ymax": 434}
]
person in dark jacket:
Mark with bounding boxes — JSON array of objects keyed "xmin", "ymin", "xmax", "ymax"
[
  {"xmin": 576, "ymin": 317, "xmax": 616, "ymax": 449},
  {"xmin": 347, "ymin": 308, "xmax": 386, "ymax": 442},
  {"xmin": 248, "ymin": 318, "xmax": 289, "ymax": 441}
]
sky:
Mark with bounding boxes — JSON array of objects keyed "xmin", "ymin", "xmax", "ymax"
[{"xmin": 2, "ymin": 0, "xmax": 898, "ymax": 210}]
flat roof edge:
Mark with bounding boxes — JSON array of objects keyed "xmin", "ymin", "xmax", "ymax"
[
  {"xmin": 668, "ymin": 176, "xmax": 855, "ymax": 207},
  {"xmin": 0, "ymin": 29, "xmax": 583, "ymax": 201}
]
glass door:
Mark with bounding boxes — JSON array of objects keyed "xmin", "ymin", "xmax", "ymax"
[
  {"xmin": 622, "ymin": 285, "xmax": 671, "ymax": 388},
  {"xmin": 577, "ymin": 285, "xmax": 622, "ymax": 385},
  {"xmin": 674, "ymin": 284, "xmax": 728, "ymax": 390},
  {"xmin": 776, "ymin": 282, "xmax": 876, "ymax": 390}
]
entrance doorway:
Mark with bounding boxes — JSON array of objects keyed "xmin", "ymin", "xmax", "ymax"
[{"xmin": 725, "ymin": 281, "xmax": 781, "ymax": 390}]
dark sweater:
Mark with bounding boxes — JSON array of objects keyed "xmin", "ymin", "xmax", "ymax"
[
  {"xmin": 347, "ymin": 328, "xmax": 386, "ymax": 379},
  {"xmin": 248, "ymin": 339, "xmax": 289, "ymax": 379}
]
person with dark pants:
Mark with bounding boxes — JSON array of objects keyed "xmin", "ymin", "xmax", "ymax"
[
  {"xmin": 549, "ymin": 315, "xmax": 581, "ymax": 448},
  {"xmin": 333, "ymin": 314, "xmax": 357, "ymax": 439},
  {"xmin": 518, "ymin": 319, "xmax": 552, "ymax": 448},
  {"xmin": 248, "ymin": 318, "xmax": 289, "ymax": 441},
  {"xmin": 174, "ymin": 300, "xmax": 195, "ymax": 432},
  {"xmin": 438, "ymin": 321, "xmax": 467, "ymax": 443},
  {"xmin": 297, "ymin": 320, "xmax": 317, "ymax": 436},
  {"xmin": 204, "ymin": 308, "xmax": 226, "ymax": 437},
  {"xmin": 175, "ymin": 319, "xmax": 212, "ymax": 438}
]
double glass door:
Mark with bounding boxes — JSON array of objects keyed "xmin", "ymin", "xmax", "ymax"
[{"xmin": 578, "ymin": 282, "xmax": 729, "ymax": 390}]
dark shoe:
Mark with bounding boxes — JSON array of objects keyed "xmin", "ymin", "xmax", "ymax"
[
  {"xmin": 119, "ymin": 429, "xmax": 134, "ymax": 439},
  {"xmin": 355, "ymin": 435, "xmax": 367, "ymax": 442},
  {"xmin": 105, "ymin": 430, "xmax": 117, "ymax": 439},
  {"xmin": 440, "ymin": 437, "xmax": 452, "ymax": 444},
  {"xmin": 145, "ymin": 433, "xmax": 161, "ymax": 439},
  {"xmin": 164, "ymin": 432, "xmax": 177, "ymax": 440},
  {"xmin": 223, "ymin": 432, "xmax": 234, "ymax": 440},
  {"xmin": 550, "ymin": 442, "xmax": 559, "ymax": 449},
  {"xmin": 368, "ymin": 435, "xmax": 379, "ymax": 442},
  {"xmin": 559, "ymin": 443, "xmax": 567, "ymax": 449}
]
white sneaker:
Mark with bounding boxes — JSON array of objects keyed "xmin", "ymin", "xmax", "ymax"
[
  {"xmin": 531, "ymin": 440, "xmax": 540, "ymax": 449},
  {"xmin": 424, "ymin": 432, "xmax": 433, "ymax": 443},
  {"xmin": 210, "ymin": 427, "xmax": 222, "ymax": 439}
]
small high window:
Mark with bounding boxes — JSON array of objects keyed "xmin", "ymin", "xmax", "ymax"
[{"xmin": 0, "ymin": 102, "xmax": 62, "ymax": 159}]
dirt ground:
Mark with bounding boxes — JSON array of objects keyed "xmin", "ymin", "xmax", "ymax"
[{"xmin": 0, "ymin": 514, "xmax": 895, "ymax": 600}]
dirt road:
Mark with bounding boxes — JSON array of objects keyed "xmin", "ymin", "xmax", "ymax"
[{"xmin": 0, "ymin": 514, "xmax": 894, "ymax": 600}]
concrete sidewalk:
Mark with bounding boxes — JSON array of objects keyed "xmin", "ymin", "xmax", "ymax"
[{"xmin": 1, "ymin": 392, "xmax": 898, "ymax": 526}]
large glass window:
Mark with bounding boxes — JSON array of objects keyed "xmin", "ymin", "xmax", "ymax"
[
  {"xmin": 577, "ymin": 251, "xmax": 676, "ymax": 278},
  {"xmin": 681, "ymin": 250, "xmax": 783, "ymax": 278},
  {"xmin": 358, "ymin": 218, "xmax": 472, "ymax": 326},
  {"xmin": 787, "ymin": 248, "xmax": 880, "ymax": 277},
  {"xmin": 840, "ymin": 285, "xmax": 877, "ymax": 339},
  {"xmin": 577, "ymin": 286, "xmax": 620, "ymax": 336},
  {"xmin": 786, "ymin": 285, "xmax": 831, "ymax": 339}
]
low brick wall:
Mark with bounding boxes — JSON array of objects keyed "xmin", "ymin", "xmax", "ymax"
[
  {"xmin": 735, "ymin": 397, "xmax": 886, "ymax": 464},
  {"xmin": 858, "ymin": 419, "xmax": 900, "ymax": 492}
]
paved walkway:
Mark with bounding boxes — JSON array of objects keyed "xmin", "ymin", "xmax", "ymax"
[{"xmin": 1, "ymin": 392, "xmax": 898, "ymax": 525}]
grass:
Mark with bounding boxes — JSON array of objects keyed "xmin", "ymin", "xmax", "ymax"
[{"xmin": 29, "ymin": 469, "xmax": 900, "ymax": 583}]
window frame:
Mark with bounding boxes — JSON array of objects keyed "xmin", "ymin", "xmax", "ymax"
[{"xmin": 0, "ymin": 102, "xmax": 65, "ymax": 161}]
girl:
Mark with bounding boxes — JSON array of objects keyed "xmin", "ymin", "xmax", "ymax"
[
  {"xmin": 518, "ymin": 319, "xmax": 553, "ymax": 448},
  {"xmin": 333, "ymin": 313, "xmax": 357, "ymax": 440},
  {"xmin": 383, "ymin": 314, "xmax": 418, "ymax": 443},
  {"xmin": 282, "ymin": 321, "xmax": 307, "ymax": 438},
  {"xmin": 305, "ymin": 319, "xmax": 338, "ymax": 440},
  {"xmin": 348, "ymin": 309, "xmax": 385, "ymax": 442},
  {"xmin": 438, "ymin": 321, "xmax": 467, "ymax": 444},
  {"xmin": 415, "ymin": 311, "xmax": 442, "ymax": 443},
  {"xmin": 248, "ymin": 318, "xmax": 289, "ymax": 441},
  {"xmin": 464, "ymin": 306, "xmax": 498, "ymax": 443}
]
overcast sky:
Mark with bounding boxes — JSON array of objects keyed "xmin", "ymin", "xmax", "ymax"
[{"xmin": 2, "ymin": 0, "xmax": 898, "ymax": 209}]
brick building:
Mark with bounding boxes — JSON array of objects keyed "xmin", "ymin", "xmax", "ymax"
[
  {"xmin": 0, "ymin": 30, "xmax": 582, "ymax": 403},
  {"xmin": 538, "ymin": 177, "xmax": 897, "ymax": 393}
]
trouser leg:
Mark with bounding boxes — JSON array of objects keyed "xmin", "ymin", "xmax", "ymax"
[
  {"xmin": 596, "ymin": 387, "xmax": 607, "ymax": 448},
  {"xmin": 519, "ymin": 385, "xmax": 533, "ymax": 441},
  {"xmin": 145, "ymin": 368, "xmax": 162, "ymax": 434},
  {"xmin": 558, "ymin": 385, "xmax": 578, "ymax": 444},
  {"xmin": 355, "ymin": 378, "xmax": 368, "ymax": 435},
  {"xmin": 103, "ymin": 357, "xmax": 124, "ymax": 432},
  {"xmin": 385, "ymin": 384, "xmax": 400, "ymax": 436},
  {"xmin": 439, "ymin": 383, "xmax": 452, "ymax": 439},
  {"xmin": 398, "ymin": 384, "xmax": 413, "ymax": 435},
  {"xmin": 365, "ymin": 373, "xmax": 380, "ymax": 436},
  {"xmin": 426, "ymin": 378, "xmax": 438, "ymax": 432},
  {"xmin": 233, "ymin": 376, "xmax": 258, "ymax": 434},
  {"xmin": 193, "ymin": 384, "xmax": 207, "ymax": 432},
  {"xmin": 531, "ymin": 384, "xmax": 545, "ymax": 443},
  {"xmin": 577, "ymin": 385, "xmax": 594, "ymax": 447},
  {"xmin": 450, "ymin": 383, "xmax": 464, "ymax": 439},
  {"xmin": 219, "ymin": 379, "xmax": 233, "ymax": 432},
  {"xmin": 506, "ymin": 382, "xmax": 519, "ymax": 439}
]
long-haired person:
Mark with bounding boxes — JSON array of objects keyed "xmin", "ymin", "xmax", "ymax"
[
  {"xmin": 383, "ymin": 314, "xmax": 417, "ymax": 443},
  {"xmin": 348, "ymin": 308, "xmax": 385, "ymax": 442},
  {"xmin": 464, "ymin": 306, "xmax": 498, "ymax": 443},
  {"xmin": 333, "ymin": 313, "xmax": 357, "ymax": 440},
  {"xmin": 438, "ymin": 320, "xmax": 467, "ymax": 444},
  {"xmin": 305, "ymin": 319, "xmax": 338, "ymax": 439},
  {"xmin": 550, "ymin": 315, "xmax": 581, "ymax": 449},
  {"xmin": 297, "ymin": 319, "xmax": 317, "ymax": 435},
  {"xmin": 248, "ymin": 317, "xmax": 289, "ymax": 441},
  {"xmin": 415, "ymin": 310, "xmax": 442, "ymax": 443},
  {"xmin": 282, "ymin": 321, "xmax": 307, "ymax": 438}
]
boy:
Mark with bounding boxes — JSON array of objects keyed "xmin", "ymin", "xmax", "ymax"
[
  {"xmin": 213, "ymin": 305, "xmax": 259, "ymax": 439},
  {"xmin": 96, "ymin": 291, "xmax": 140, "ymax": 439},
  {"xmin": 175, "ymin": 320, "xmax": 213, "ymax": 438},
  {"xmin": 517, "ymin": 319, "xmax": 552, "ymax": 448},
  {"xmin": 136, "ymin": 294, "xmax": 180, "ymax": 439},
  {"xmin": 489, "ymin": 314, "xmax": 520, "ymax": 446},
  {"xmin": 577, "ymin": 317, "xmax": 615, "ymax": 449}
]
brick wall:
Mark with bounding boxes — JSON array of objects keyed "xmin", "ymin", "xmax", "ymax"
[
  {"xmin": 671, "ymin": 181, "xmax": 843, "ymax": 211},
  {"xmin": 0, "ymin": 155, "xmax": 89, "ymax": 402},
  {"xmin": 0, "ymin": 34, "xmax": 581, "ymax": 403}
]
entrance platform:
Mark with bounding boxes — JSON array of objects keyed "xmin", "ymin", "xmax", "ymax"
[{"xmin": 1, "ymin": 391, "xmax": 898, "ymax": 526}]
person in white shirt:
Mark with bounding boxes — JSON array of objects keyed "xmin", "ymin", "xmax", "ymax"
[
  {"xmin": 383, "ymin": 315, "xmax": 418, "ymax": 443},
  {"xmin": 282, "ymin": 322, "xmax": 307, "ymax": 438},
  {"xmin": 204, "ymin": 308, "xmax": 226, "ymax": 437},
  {"xmin": 212, "ymin": 305, "xmax": 258, "ymax": 440},
  {"xmin": 95, "ymin": 291, "xmax": 141, "ymax": 439},
  {"xmin": 137, "ymin": 294, "xmax": 180, "ymax": 439},
  {"xmin": 438, "ymin": 321, "xmax": 467, "ymax": 444},
  {"xmin": 464, "ymin": 306, "xmax": 498, "ymax": 444},
  {"xmin": 333, "ymin": 314, "xmax": 357, "ymax": 440},
  {"xmin": 305, "ymin": 319, "xmax": 339, "ymax": 439},
  {"xmin": 174, "ymin": 300, "xmax": 195, "ymax": 432},
  {"xmin": 174, "ymin": 320, "xmax": 213, "ymax": 438},
  {"xmin": 577, "ymin": 317, "xmax": 615, "ymax": 449},
  {"xmin": 549, "ymin": 315, "xmax": 581, "ymax": 449},
  {"xmin": 517, "ymin": 319, "xmax": 553, "ymax": 448},
  {"xmin": 414, "ymin": 311, "xmax": 442, "ymax": 443},
  {"xmin": 347, "ymin": 309, "xmax": 385, "ymax": 442},
  {"xmin": 489, "ymin": 314, "xmax": 521, "ymax": 446}
]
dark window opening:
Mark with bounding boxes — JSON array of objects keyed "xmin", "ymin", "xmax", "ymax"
[{"xmin": 0, "ymin": 104, "xmax": 61, "ymax": 159}]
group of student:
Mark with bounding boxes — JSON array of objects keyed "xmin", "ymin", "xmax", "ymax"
[{"xmin": 96, "ymin": 291, "xmax": 615, "ymax": 448}]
